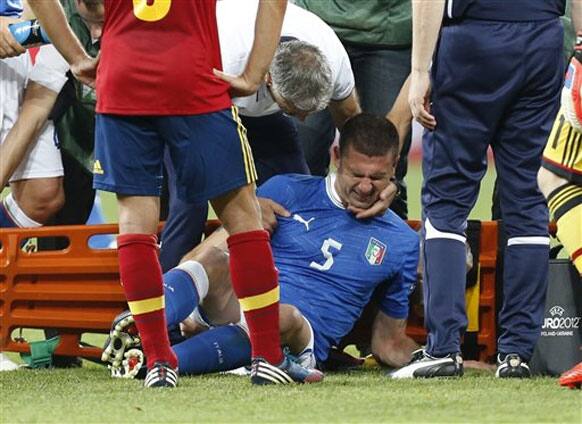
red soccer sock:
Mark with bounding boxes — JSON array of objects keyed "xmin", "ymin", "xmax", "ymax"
[
  {"xmin": 117, "ymin": 234, "xmax": 177, "ymax": 369},
  {"xmin": 227, "ymin": 230, "xmax": 283, "ymax": 365}
]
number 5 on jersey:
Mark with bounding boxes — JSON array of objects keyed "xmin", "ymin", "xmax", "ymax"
[
  {"xmin": 310, "ymin": 238, "xmax": 343, "ymax": 272},
  {"xmin": 133, "ymin": 0, "xmax": 171, "ymax": 22}
]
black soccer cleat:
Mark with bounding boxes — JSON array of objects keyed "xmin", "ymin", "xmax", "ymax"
[
  {"xmin": 389, "ymin": 349, "xmax": 464, "ymax": 379},
  {"xmin": 250, "ymin": 355, "xmax": 324, "ymax": 385},
  {"xmin": 495, "ymin": 353, "xmax": 531, "ymax": 378},
  {"xmin": 144, "ymin": 362, "xmax": 178, "ymax": 388}
]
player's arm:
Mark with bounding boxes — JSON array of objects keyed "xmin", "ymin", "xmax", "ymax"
[
  {"xmin": 0, "ymin": 81, "xmax": 60, "ymax": 188},
  {"xmin": 386, "ymin": 75, "xmax": 412, "ymax": 154},
  {"xmin": 0, "ymin": 16, "xmax": 26, "ymax": 58},
  {"xmin": 409, "ymin": 0, "xmax": 445, "ymax": 130},
  {"xmin": 328, "ymin": 89, "xmax": 361, "ymax": 130},
  {"xmin": 25, "ymin": 0, "xmax": 96, "ymax": 86},
  {"xmin": 370, "ymin": 311, "xmax": 418, "ymax": 368},
  {"xmin": 214, "ymin": 0, "xmax": 287, "ymax": 97}
]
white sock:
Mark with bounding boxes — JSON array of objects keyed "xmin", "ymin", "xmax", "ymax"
[
  {"xmin": 176, "ymin": 260, "xmax": 209, "ymax": 301},
  {"xmin": 3, "ymin": 193, "xmax": 42, "ymax": 228}
]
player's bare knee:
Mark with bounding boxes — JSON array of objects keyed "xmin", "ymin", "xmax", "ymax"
[
  {"xmin": 198, "ymin": 246, "xmax": 231, "ymax": 300},
  {"xmin": 12, "ymin": 178, "xmax": 64, "ymax": 224},
  {"xmin": 117, "ymin": 195, "xmax": 160, "ymax": 234},
  {"xmin": 279, "ymin": 304, "xmax": 302, "ymax": 336},
  {"xmin": 212, "ymin": 184, "xmax": 262, "ymax": 234}
]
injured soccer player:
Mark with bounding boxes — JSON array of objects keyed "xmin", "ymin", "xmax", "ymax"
[{"xmin": 102, "ymin": 114, "xmax": 420, "ymax": 382}]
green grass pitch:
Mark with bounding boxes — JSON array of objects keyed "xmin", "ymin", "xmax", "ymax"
[{"xmin": 1, "ymin": 361, "xmax": 580, "ymax": 423}]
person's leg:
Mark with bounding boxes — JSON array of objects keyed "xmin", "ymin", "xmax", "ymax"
[
  {"xmin": 116, "ymin": 195, "xmax": 179, "ymax": 371},
  {"xmin": 94, "ymin": 114, "xmax": 177, "ymax": 386},
  {"xmin": 175, "ymin": 303, "xmax": 317, "ymax": 376},
  {"xmin": 211, "ymin": 184, "xmax": 282, "ymax": 364},
  {"xmin": 1, "ymin": 120, "xmax": 64, "ymax": 228},
  {"xmin": 279, "ymin": 304, "xmax": 315, "ymax": 367},
  {"xmin": 294, "ymin": 109, "xmax": 336, "ymax": 177},
  {"xmin": 538, "ymin": 111, "xmax": 582, "ymax": 275},
  {"xmin": 6, "ymin": 177, "xmax": 64, "ymax": 225},
  {"xmin": 243, "ymin": 112, "xmax": 310, "ymax": 185},
  {"xmin": 492, "ymin": 19, "xmax": 563, "ymax": 377},
  {"xmin": 392, "ymin": 21, "xmax": 524, "ymax": 379},
  {"xmin": 346, "ymin": 45, "xmax": 412, "ymax": 219},
  {"xmin": 164, "ymin": 234, "xmax": 240, "ymax": 328},
  {"xmin": 159, "ymin": 148, "xmax": 208, "ymax": 272},
  {"xmin": 541, "ymin": 172, "xmax": 582, "ymax": 275},
  {"xmin": 161, "ymin": 108, "xmax": 321, "ymax": 384},
  {"xmin": 1, "ymin": 179, "xmax": 62, "ymax": 228},
  {"xmin": 161, "ymin": 108, "xmax": 283, "ymax": 364}
]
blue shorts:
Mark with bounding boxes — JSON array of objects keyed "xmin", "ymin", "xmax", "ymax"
[{"xmin": 93, "ymin": 107, "xmax": 257, "ymax": 203}]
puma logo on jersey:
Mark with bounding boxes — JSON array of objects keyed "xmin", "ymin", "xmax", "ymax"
[
  {"xmin": 293, "ymin": 214, "xmax": 315, "ymax": 231},
  {"xmin": 93, "ymin": 160, "xmax": 104, "ymax": 175}
]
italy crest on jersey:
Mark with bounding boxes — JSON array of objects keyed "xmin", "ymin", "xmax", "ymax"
[{"xmin": 365, "ymin": 238, "xmax": 386, "ymax": 266}]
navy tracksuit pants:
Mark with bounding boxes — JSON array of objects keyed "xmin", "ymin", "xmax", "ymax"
[{"xmin": 422, "ymin": 18, "xmax": 563, "ymax": 360}]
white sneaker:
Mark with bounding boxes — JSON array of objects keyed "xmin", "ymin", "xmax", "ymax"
[{"xmin": 0, "ymin": 353, "xmax": 20, "ymax": 371}]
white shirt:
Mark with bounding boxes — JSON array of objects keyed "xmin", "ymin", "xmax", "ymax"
[
  {"xmin": 217, "ymin": 0, "xmax": 355, "ymax": 117},
  {"xmin": 1, "ymin": 45, "xmax": 69, "ymax": 140}
]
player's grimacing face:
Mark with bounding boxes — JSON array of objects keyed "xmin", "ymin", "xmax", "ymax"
[{"xmin": 335, "ymin": 146, "xmax": 396, "ymax": 211}]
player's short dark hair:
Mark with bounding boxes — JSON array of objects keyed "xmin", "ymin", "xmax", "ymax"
[{"xmin": 339, "ymin": 113, "xmax": 399, "ymax": 159}]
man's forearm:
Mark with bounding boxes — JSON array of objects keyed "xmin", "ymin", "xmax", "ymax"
[
  {"xmin": 329, "ymin": 90, "xmax": 361, "ymax": 130},
  {"xmin": 242, "ymin": 0, "xmax": 287, "ymax": 88},
  {"xmin": 386, "ymin": 76, "xmax": 412, "ymax": 153},
  {"xmin": 26, "ymin": 0, "xmax": 87, "ymax": 65},
  {"xmin": 411, "ymin": 0, "xmax": 445, "ymax": 72}
]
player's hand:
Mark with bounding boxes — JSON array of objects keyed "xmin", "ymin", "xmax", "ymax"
[
  {"xmin": 258, "ymin": 197, "xmax": 290, "ymax": 233},
  {"xmin": 213, "ymin": 68, "xmax": 262, "ymax": 97},
  {"xmin": 71, "ymin": 53, "xmax": 99, "ymax": 88},
  {"xmin": 348, "ymin": 179, "xmax": 399, "ymax": 220},
  {"xmin": 409, "ymin": 69, "xmax": 436, "ymax": 130},
  {"xmin": 0, "ymin": 17, "xmax": 26, "ymax": 58}
]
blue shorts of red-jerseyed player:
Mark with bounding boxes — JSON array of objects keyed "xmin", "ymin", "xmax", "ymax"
[{"xmin": 93, "ymin": 107, "xmax": 257, "ymax": 203}]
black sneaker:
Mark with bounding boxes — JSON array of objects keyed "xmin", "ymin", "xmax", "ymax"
[
  {"xmin": 144, "ymin": 362, "xmax": 178, "ymax": 388},
  {"xmin": 389, "ymin": 349, "xmax": 464, "ymax": 379},
  {"xmin": 250, "ymin": 355, "xmax": 324, "ymax": 385},
  {"xmin": 495, "ymin": 353, "xmax": 531, "ymax": 378}
]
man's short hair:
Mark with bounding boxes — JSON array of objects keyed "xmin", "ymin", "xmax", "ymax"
[
  {"xmin": 270, "ymin": 40, "xmax": 333, "ymax": 113},
  {"xmin": 339, "ymin": 113, "xmax": 399, "ymax": 159}
]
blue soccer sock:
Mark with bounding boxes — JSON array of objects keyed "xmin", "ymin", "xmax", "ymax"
[
  {"xmin": 173, "ymin": 325, "xmax": 251, "ymax": 375},
  {"xmin": 0, "ymin": 200, "xmax": 16, "ymax": 228},
  {"xmin": 163, "ymin": 260, "xmax": 209, "ymax": 327}
]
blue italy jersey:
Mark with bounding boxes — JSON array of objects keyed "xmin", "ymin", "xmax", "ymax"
[
  {"xmin": 1, "ymin": 0, "xmax": 23, "ymax": 17},
  {"xmin": 257, "ymin": 174, "xmax": 419, "ymax": 362}
]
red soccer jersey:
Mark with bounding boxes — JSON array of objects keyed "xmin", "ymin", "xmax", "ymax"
[{"xmin": 96, "ymin": 0, "xmax": 231, "ymax": 115}]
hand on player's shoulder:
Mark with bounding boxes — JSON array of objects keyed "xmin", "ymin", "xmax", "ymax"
[{"xmin": 258, "ymin": 197, "xmax": 290, "ymax": 234}]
